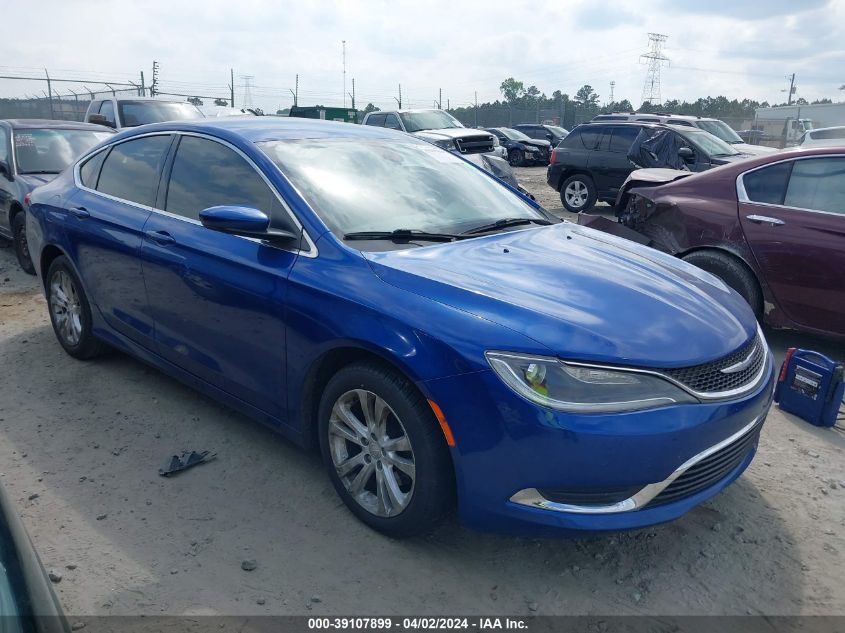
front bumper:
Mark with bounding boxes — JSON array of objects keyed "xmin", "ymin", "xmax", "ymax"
[{"xmin": 422, "ymin": 356, "xmax": 775, "ymax": 536}]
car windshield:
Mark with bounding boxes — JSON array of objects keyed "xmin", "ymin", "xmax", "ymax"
[
  {"xmin": 118, "ymin": 101, "xmax": 204, "ymax": 127},
  {"xmin": 399, "ymin": 111, "xmax": 463, "ymax": 132},
  {"xmin": 259, "ymin": 138, "xmax": 543, "ymax": 243},
  {"xmin": 499, "ymin": 128, "xmax": 533, "ymax": 141},
  {"xmin": 13, "ymin": 128, "xmax": 113, "ymax": 174},
  {"xmin": 679, "ymin": 128, "xmax": 741, "ymax": 156},
  {"xmin": 697, "ymin": 120, "xmax": 744, "ymax": 144}
]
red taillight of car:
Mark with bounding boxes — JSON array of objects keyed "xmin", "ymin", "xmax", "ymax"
[
  {"xmin": 779, "ymin": 347, "xmax": 796, "ymax": 382},
  {"xmin": 549, "ymin": 149, "xmax": 557, "ymax": 166},
  {"xmin": 23, "ymin": 192, "xmax": 31, "ymax": 208}
]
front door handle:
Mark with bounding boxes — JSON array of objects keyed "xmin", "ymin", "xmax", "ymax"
[
  {"xmin": 145, "ymin": 230, "xmax": 176, "ymax": 245},
  {"xmin": 68, "ymin": 206, "xmax": 90, "ymax": 219},
  {"xmin": 746, "ymin": 214, "xmax": 785, "ymax": 226}
]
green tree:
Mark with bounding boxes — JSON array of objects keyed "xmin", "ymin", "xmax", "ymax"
[
  {"xmin": 187, "ymin": 96, "xmax": 203, "ymax": 106},
  {"xmin": 214, "ymin": 98, "xmax": 229, "ymax": 106},
  {"xmin": 363, "ymin": 102, "xmax": 380, "ymax": 114},
  {"xmin": 574, "ymin": 84, "xmax": 599, "ymax": 107},
  {"xmin": 500, "ymin": 77, "xmax": 525, "ymax": 103}
]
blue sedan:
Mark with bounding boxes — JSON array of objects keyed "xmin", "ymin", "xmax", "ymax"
[{"xmin": 27, "ymin": 118, "xmax": 774, "ymax": 537}]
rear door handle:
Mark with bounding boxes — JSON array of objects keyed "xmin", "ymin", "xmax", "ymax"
[
  {"xmin": 746, "ymin": 214, "xmax": 785, "ymax": 226},
  {"xmin": 145, "ymin": 230, "xmax": 176, "ymax": 245},
  {"xmin": 68, "ymin": 206, "xmax": 90, "ymax": 219}
]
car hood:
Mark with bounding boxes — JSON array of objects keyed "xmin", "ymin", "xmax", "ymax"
[
  {"xmin": 623, "ymin": 168, "xmax": 693, "ymax": 186},
  {"xmin": 730, "ymin": 142, "xmax": 778, "ymax": 155},
  {"xmin": 363, "ymin": 223, "xmax": 755, "ymax": 368},
  {"xmin": 521, "ymin": 139, "xmax": 551, "ymax": 149},
  {"xmin": 413, "ymin": 128, "xmax": 491, "ymax": 140},
  {"xmin": 16, "ymin": 173, "xmax": 59, "ymax": 189},
  {"xmin": 711, "ymin": 153, "xmax": 753, "ymax": 165}
]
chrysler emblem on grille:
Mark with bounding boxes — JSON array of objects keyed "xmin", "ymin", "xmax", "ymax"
[{"xmin": 720, "ymin": 347, "xmax": 757, "ymax": 374}]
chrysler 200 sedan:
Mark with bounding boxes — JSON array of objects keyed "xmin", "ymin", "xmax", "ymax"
[{"xmin": 27, "ymin": 119, "xmax": 775, "ymax": 537}]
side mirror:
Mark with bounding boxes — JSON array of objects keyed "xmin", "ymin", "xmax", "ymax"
[
  {"xmin": 199, "ymin": 206, "xmax": 299, "ymax": 244},
  {"xmin": 89, "ymin": 113, "xmax": 116, "ymax": 128},
  {"xmin": 678, "ymin": 146, "xmax": 694, "ymax": 161},
  {"xmin": 545, "ymin": 133, "xmax": 553, "ymax": 140},
  {"xmin": 0, "ymin": 159, "xmax": 11, "ymax": 180}
]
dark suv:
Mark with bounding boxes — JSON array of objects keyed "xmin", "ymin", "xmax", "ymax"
[
  {"xmin": 513, "ymin": 124, "xmax": 569, "ymax": 146},
  {"xmin": 547, "ymin": 122, "xmax": 749, "ymax": 212}
]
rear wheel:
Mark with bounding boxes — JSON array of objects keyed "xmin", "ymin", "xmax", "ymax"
[
  {"xmin": 318, "ymin": 362, "xmax": 454, "ymax": 537},
  {"xmin": 46, "ymin": 256, "xmax": 107, "ymax": 359},
  {"xmin": 682, "ymin": 250, "xmax": 762, "ymax": 317},
  {"xmin": 560, "ymin": 174, "xmax": 597, "ymax": 213},
  {"xmin": 12, "ymin": 213, "xmax": 35, "ymax": 275}
]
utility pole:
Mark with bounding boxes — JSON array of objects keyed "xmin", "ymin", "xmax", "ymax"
[
  {"xmin": 347, "ymin": 77, "xmax": 355, "ymax": 110},
  {"xmin": 229, "ymin": 68, "xmax": 235, "ymax": 107},
  {"xmin": 295, "ymin": 73, "xmax": 299, "ymax": 106},
  {"xmin": 639, "ymin": 33, "xmax": 669, "ymax": 107},
  {"xmin": 447, "ymin": 98, "xmax": 450, "ymax": 110},
  {"xmin": 342, "ymin": 40, "xmax": 347, "ymax": 108},
  {"xmin": 474, "ymin": 91, "xmax": 478, "ymax": 127},
  {"xmin": 395, "ymin": 84, "xmax": 402, "ymax": 109},
  {"xmin": 438, "ymin": 88, "xmax": 442, "ymax": 109},
  {"xmin": 151, "ymin": 61, "xmax": 159, "ymax": 97},
  {"xmin": 609, "ymin": 80, "xmax": 615, "ymax": 105},
  {"xmin": 44, "ymin": 68, "xmax": 54, "ymax": 119},
  {"xmin": 140, "ymin": 71, "xmax": 146, "ymax": 97},
  {"xmin": 786, "ymin": 73, "xmax": 796, "ymax": 105}
]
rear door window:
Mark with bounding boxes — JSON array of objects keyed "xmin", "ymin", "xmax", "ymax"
[
  {"xmin": 96, "ymin": 135, "xmax": 171, "ymax": 206},
  {"xmin": 784, "ymin": 157, "xmax": 845, "ymax": 215},
  {"xmin": 79, "ymin": 148, "xmax": 108, "ymax": 188},
  {"xmin": 607, "ymin": 127, "xmax": 640, "ymax": 153},
  {"xmin": 579, "ymin": 127, "xmax": 604, "ymax": 150},
  {"xmin": 742, "ymin": 162, "xmax": 791, "ymax": 205}
]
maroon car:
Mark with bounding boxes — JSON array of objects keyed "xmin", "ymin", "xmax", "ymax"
[{"xmin": 579, "ymin": 147, "xmax": 845, "ymax": 339}]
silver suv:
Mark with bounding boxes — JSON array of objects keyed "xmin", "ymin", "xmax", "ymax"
[
  {"xmin": 84, "ymin": 96, "xmax": 204, "ymax": 131},
  {"xmin": 591, "ymin": 112, "xmax": 775, "ymax": 155},
  {"xmin": 362, "ymin": 109, "xmax": 506, "ymax": 158}
]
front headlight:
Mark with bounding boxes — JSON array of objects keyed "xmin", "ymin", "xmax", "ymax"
[{"xmin": 485, "ymin": 351, "xmax": 697, "ymax": 413}]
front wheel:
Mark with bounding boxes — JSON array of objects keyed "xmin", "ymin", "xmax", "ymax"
[
  {"xmin": 12, "ymin": 213, "xmax": 35, "ymax": 275},
  {"xmin": 681, "ymin": 250, "xmax": 762, "ymax": 317},
  {"xmin": 508, "ymin": 149, "xmax": 525, "ymax": 167},
  {"xmin": 46, "ymin": 256, "xmax": 107, "ymax": 359},
  {"xmin": 560, "ymin": 174, "xmax": 597, "ymax": 213},
  {"xmin": 318, "ymin": 362, "xmax": 454, "ymax": 537}
]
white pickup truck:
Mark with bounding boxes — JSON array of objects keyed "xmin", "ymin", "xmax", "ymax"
[{"xmin": 84, "ymin": 96, "xmax": 204, "ymax": 130}]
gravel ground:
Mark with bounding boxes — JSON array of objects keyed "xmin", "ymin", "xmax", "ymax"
[{"xmin": 0, "ymin": 176, "xmax": 843, "ymax": 618}]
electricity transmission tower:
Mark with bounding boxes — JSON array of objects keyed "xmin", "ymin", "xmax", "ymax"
[
  {"xmin": 609, "ymin": 80, "xmax": 615, "ymax": 105},
  {"xmin": 639, "ymin": 33, "xmax": 669, "ymax": 106},
  {"xmin": 240, "ymin": 75, "xmax": 255, "ymax": 108}
]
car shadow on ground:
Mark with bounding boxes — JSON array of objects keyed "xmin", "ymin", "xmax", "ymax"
[{"xmin": 0, "ymin": 321, "xmax": 807, "ymax": 616}]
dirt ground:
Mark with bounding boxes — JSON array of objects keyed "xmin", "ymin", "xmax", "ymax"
[{"xmin": 1, "ymin": 173, "xmax": 844, "ymax": 618}]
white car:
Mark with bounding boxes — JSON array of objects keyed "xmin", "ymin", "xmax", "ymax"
[{"xmin": 798, "ymin": 126, "xmax": 845, "ymax": 147}]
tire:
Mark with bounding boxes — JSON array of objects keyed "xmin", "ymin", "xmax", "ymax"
[
  {"xmin": 12, "ymin": 212, "xmax": 35, "ymax": 275},
  {"xmin": 508, "ymin": 149, "xmax": 525, "ymax": 167},
  {"xmin": 682, "ymin": 250, "xmax": 762, "ymax": 317},
  {"xmin": 560, "ymin": 174, "xmax": 597, "ymax": 213},
  {"xmin": 45, "ymin": 256, "xmax": 107, "ymax": 359},
  {"xmin": 318, "ymin": 361, "xmax": 454, "ymax": 538}
]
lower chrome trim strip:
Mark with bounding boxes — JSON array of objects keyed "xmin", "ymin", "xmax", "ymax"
[{"xmin": 509, "ymin": 412, "xmax": 765, "ymax": 515}]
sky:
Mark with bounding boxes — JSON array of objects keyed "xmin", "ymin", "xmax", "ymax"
[{"xmin": 1, "ymin": 0, "xmax": 843, "ymax": 113}]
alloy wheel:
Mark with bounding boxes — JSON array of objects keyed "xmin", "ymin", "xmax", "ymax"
[
  {"xmin": 328, "ymin": 389, "xmax": 416, "ymax": 517},
  {"xmin": 50, "ymin": 270, "xmax": 83, "ymax": 347},
  {"xmin": 565, "ymin": 180, "xmax": 589, "ymax": 209}
]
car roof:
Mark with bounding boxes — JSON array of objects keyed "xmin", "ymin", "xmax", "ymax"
[
  {"xmin": 107, "ymin": 116, "xmax": 411, "ymax": 144},
  {"xmin": 1, "ymin": 119, "xmax": 113, "ymax": 131}
]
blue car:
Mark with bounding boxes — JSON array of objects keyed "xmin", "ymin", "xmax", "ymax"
[{"xmin": 27, "ymin": 118, "xmax": 775, "ymax": 537}]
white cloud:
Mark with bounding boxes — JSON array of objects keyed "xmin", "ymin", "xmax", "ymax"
[{"xmin": 1, "ymin": 0, "xmax": 842, "ymax": 112}]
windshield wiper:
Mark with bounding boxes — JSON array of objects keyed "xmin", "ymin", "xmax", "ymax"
[
  {"xmin": 343, "ymin": 229, "xmax": 467, "ymax": 242},
  {"xmin": 461, "ymin": 217, "xmax": 553, "ymax": 235},
  {"xmin": 19, "ymin": 170, "xmax": 61, "ymax": 175}
]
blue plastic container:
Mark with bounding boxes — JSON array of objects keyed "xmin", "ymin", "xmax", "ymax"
[{"xmin": 774, "ymin": 348, "xmax": 844, "ymax": 428}]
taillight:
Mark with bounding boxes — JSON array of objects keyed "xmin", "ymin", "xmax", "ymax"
[
  {"xmin": 549, "ymin": 149, "xmax": 557, "ymax": 166},
  {"xmin": 23, "ymin": 192, "xmax": 31, "ymax": 207},
  {"xmin": 779, "ymin": 347, "xmax": 796, "ymax": 382}
]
